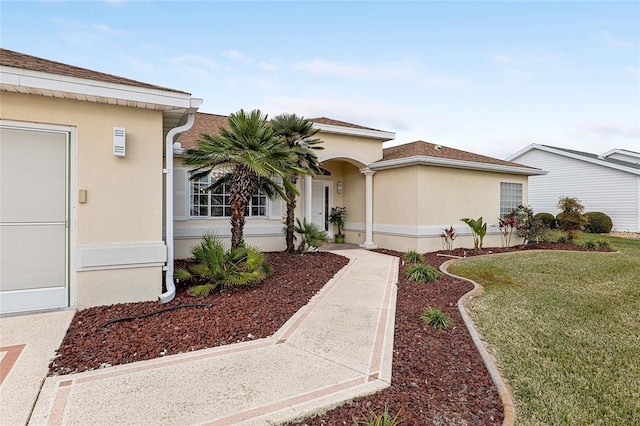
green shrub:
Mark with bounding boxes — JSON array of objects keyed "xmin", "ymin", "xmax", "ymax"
[
  {"xmin": 506, "ymin": 205, "xmax": 546, "ymax": 245},
  {"xmin": 582, "ymin": 241, "xmax": 597, "ymax": 251},
  {"xmin": 584, "ymin": 212, "xmax": 613, "ymax": 234},
  {"xmin": 402, "ymin": 249, "xmax": 424, "ymax": 264},
  {"xmin": 175, "ymin": 233, "xmax": 271, "ymax": 297},
  {"xmin": 556, "ymin": 235, "xmax": 569, "ymax": 244},
  {"xmin": 420, "ymin": 307, "xmax": 453, "ymax": 329},
  {"xmin": 534, "ymin": 212, "xmax": 556, "ymax": 229},
  {"xmin": 556, "ymin": 196, "xmax": 588, "ymax": 241},
  {"xmin": 597, "ymin": 240, "xmax": 612, "ymax": 250},
  {"xmin": 460, "ymin": 217, "xmax": 487, "ymax": 250},
  {"xmin": 405, "ymin": 264, "xmax": 443, "ymax": 283},
  {"xmin": 353, "ymin": 406, "xmax": 403, "ymax": 426},
  {"xmin": 294, "ymin": 218, "xmax": 329, "ymax": 253}
]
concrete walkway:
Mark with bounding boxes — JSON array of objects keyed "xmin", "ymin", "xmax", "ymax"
[{"xmin": 4, "ymin": 249, "xmax": 398, "ymax": 425}]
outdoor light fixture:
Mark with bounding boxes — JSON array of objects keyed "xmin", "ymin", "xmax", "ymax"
[{"xmin": 336, "ymin": 181, "xmax": 343, "ymax": 194}]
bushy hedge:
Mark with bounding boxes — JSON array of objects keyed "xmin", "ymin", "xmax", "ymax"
[
  {"xmin": 584, "ymin": 212, "xmax": 613, "ymax": 234},
  {"xmin": 534, "ymin": 212, "xmax": 556, "ymax": 229}
]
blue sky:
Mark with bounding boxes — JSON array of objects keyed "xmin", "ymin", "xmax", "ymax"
[{"xmin": 2, "ymin": 1, "xmax": 639, "ymax": 158}]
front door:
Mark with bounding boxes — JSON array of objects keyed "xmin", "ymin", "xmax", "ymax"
[
  {"xmin": 311, "ymin": 180, "xmax": 332, "ymax": 235},
  {"xmin": 0, "ymin": 126, "xmax": 69, "ymax": 314}
]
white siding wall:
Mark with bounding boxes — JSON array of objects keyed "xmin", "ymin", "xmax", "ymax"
[{"xmin": 515, "ymin": 149, "xmax": 639, "ymax": 232}]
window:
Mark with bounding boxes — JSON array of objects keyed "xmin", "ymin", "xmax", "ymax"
[
  {"xmin": 500, "ymin": 182, "xmax": 523, "ymax": 218},
  {"xmin": 190, "ymin": 176, "xmax": 267, "ymax": 218}
]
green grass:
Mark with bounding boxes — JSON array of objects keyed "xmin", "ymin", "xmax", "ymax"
[{"xmin": 448, "ymin": 233, "xmax": 640, "ymax": 425}]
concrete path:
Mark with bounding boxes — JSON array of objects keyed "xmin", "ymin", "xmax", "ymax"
[{"xmin": 8, "ymin": 249, "xmax": 397, "ymax": 425}]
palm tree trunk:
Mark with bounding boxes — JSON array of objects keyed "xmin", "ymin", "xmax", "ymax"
[
  {"xmin": 229, "ymin": 199, "xmax": 246, "ymax": 250},
  {"xmin": 285, "ymin": 179, "xmax": 297, "ymax": 253}
]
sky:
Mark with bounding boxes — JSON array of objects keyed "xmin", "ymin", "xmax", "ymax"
[{"xmin": 1, "ymin": 1, "xmax": 639, "ymax": 159}]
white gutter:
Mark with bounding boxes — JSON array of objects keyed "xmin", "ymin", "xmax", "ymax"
[{"xmin": 159, "ymin": 100, "xmax": 202, "ymax": 303}]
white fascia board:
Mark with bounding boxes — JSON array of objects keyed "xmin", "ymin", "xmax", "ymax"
[
  {"xmin": 504, "ymin": 143, "xmax": 540, "ymax": 161},
  {"xmin": 370, "ymin": 155, "xmax": 547, "ymax": 176},
  {"xmin": 601, "ymin": 148, "xmax": 640, "ymax": 159},
  {"xmin": 511, "ymin": 144, "xmax": 640, "ymax": 176},
  {"xmin": 0, "ymin": 66, "xmax": 194, "ymax": 109},
  {"xmin": 312, "ymin": 122, "xmax": 395, "ymax": 141}
]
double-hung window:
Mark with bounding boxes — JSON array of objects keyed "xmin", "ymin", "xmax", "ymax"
[
  {"xmin": 190, "ymin": 175, "xmax": 267, "ymax": 218},
  {"xmin": 500, "ymin": 182, "xmax": 523, "ymax": 218}
]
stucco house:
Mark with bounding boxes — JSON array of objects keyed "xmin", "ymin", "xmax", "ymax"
[
  {"xmin": 507, "ymin": 144, "xmax": 640, "ymax": 232},
  {"xmin": 0, "ymin": 48, "xmax": 202, "ymax": 314},
  {"xmin": 1, "ymin": 49, "xmax": 543, "ymax": 315},
  {"xmin": 174, "ymin": 113, "xmax": 545, "ymax": 256}
]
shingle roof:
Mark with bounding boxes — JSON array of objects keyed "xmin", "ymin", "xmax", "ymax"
[
  {"xmin": 176, "ymin": 113, "xmax": 229, "ymax": 149},
  {"xmin": 542, "ymin": 145, "xmax": 640, "ymax": 170},
  {"xmin": 0, "ymin": 48, "xmax": 188, "ymax": 94},
  {"xmin": 176, "ymin": 113, "xmax": 389, "ymax": 150},
  {"xmin": 308, "ymin": 117, "xmax": 384, "ymax": 132},
  {"xmin": 380, "ymin": 140, "xmax": 538, "ymax": 169}
]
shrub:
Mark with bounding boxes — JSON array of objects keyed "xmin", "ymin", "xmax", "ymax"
[
  {"xmin": 534, "ymin": 212, "xmax": 556, "ymax": 229},
  {"xmin": 405, "ymin": 264, "xmax": 443, "ymax": 283},
  {"xmin": 582, "ymin": 241, "xmax": 597, "ymax": 251},
  {"xmin": 328, "ymin": 206, "xmax": 348, "ymax": 236},
  {"xmin": 460, "ymin": 217, "xmax": 487, "ymax": 251},
  {"xmin": 556, "ymin": 196, "xmax": 588, "ymax": 241},
  {"xmin": 556, "ymin": 235, "xmax": 569, "ymax": 244},
  {"xmin": 353, "ymin": 406, "xmax": 403, "ymax": 426},
  {"xmin": 584, "ymin": 212, "xmax": 613, "ymax": 234},
  {"xmin": 420, "ymin": 307, "xmax": 453, "ymax": 329},
  {"xmin": 175, "ymin": 233, "xmax": 271, "ymax": 297},
  {"xmin": 498, "ymin": 216, "xmax": 517, "ymax": 247},
  {"xmin": 598, "ymin": 240, "xmax": 612, "ymax": 250},
  {"xmin": 402, "ymin": 249, "xmax": 424, "ymax": 264},
  {"xmin": 294, "ymin": 218, "xmax": 329, "ymax": 253},
  {"xmin": 440, "ymin": 226, "xmax": 457, "ymax": 251},
  {"xmin": 506, "ymin": 205, "xmax": 547, "ymax": 245}
]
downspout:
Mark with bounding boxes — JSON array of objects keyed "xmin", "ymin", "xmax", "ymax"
[{"xmin": 159, "ymin": 100, "xmax": 201, "ymax": 303}]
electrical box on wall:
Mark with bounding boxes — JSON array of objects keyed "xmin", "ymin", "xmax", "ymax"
[{"xmin": 113, "ymin": 127, "xmax": 126, "ymax": 156}]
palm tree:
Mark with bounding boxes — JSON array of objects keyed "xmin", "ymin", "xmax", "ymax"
[
  {"xmin": 184, "ymin": 109, "xmax": 299, "ymax": 250},
  {"xmin": 270, "ymin": 113, "xmax": 323, "ymax": 254}
]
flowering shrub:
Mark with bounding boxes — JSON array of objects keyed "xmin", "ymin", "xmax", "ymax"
[
  {"xmin": 505, "ymin": 205, "xmax": 546, "ymax": 245},
  {"xmin": 498, "ymin": 216, "xmax": 517, "ymax": 247},
  {"xmin": 440, "ymin": 226, "xmax": 457, "ymax": 251}
]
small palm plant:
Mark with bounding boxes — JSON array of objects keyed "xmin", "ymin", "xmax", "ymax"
[
  {"xmin": 405, "ymin": 264, "xmax": 442, "ymax": 283},
  {"xmin": 175, "ymin": 233, "xmax": 271, "ymax": 297},
  {"xmin": 420, "ymin": 307, "xmax": 453, "ymax": 330},
  {"xmin": 294, "ymin": 218, "xmax": 329, "ymax": 253}
]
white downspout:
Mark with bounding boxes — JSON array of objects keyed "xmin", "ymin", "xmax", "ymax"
[{"xmin": 159, "ymin": 102, "xmax": 201, "ymax": 303}]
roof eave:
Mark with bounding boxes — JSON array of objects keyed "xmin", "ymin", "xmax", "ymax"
[
  {"xmin": 370, "ymin": 155, "xmax": 547, "ymax": 175},
  {"xmin": 312, "ymin": 122, "xmax": 395, "ymax": 142},
  {"xmin": 508, "ymin": 144, "xmax": 640, "ymax": 176}
]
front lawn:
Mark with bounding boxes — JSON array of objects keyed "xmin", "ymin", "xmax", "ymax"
[{"xmin": 448, "ymin": 234, "xmax": 640, "ymax": 425}]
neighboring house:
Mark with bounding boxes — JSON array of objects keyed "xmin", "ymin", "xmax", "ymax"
[
  {"xmin": 0, "ymin": 48, "xmax": 202, "ymax": 314},
  {"xmin": 507, "ymin": 144, "xmax": 640, "ymax": 233},
  {"xmin": 1, "ymin": 49, "xmax": 544, "ymax": 315},
  {"xmin": 174, "ymin": 113, "xmax": 545, "ymax": 255}
]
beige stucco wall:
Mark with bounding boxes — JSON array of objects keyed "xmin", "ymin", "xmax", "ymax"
[
  {"xmin": 2, "ymin": 92, "xmax": 165, "ymax": 308},
  {"xmin": 318, "ymin": 133, "xmax": 383, "ymax": 165},
  {"xmin": 371, "ymin": 164, "xmax": 529, "ymax": 252}
]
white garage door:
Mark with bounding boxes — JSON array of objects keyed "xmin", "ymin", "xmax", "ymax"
[{"xmin": 0, "ymin": 127, "xmax": 69, "ymax": 314}]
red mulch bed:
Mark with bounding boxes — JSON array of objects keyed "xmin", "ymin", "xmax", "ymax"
[{"xmin": 49, "ymin": 241, "xmax": 609, "ymax": 424}]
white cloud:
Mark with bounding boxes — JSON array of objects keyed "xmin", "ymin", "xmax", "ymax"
[
  {"xmin": 293, "ymin": 58, "xmax": 416, "ymax": 81},
  {"xmin": 492, "ymin": 53, "xmax": 519, "ymax": 66},
  {"xmin": 579, "ymin": 121, "xmax": 640, "ymax": 141},
  {"xmin": 258, "ymin": 62, "xmax": 277, "ymax": 73},
  {"xmin": 170, "ymin": 54, "xmax": 216, "ymax": 68},
  {"xmin": 91, "ymin": 23, "xmax": 126, "ymax": 36},
  {"xmin": 224, "ymin": 50, "xmax": 251, "ymax": 63},
  {"xmin": 624, "ymin": 65, "xmax": 638, "ymax": 76}
]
